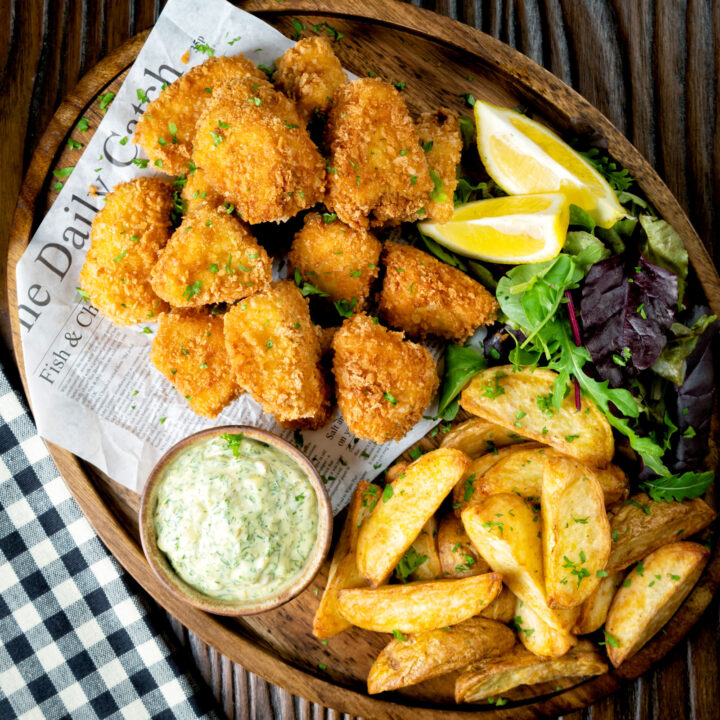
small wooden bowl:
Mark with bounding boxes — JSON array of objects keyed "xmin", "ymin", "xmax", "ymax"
[{"xmin": 139, "ymin": 425, "xmax": 333, "ymax": 616}]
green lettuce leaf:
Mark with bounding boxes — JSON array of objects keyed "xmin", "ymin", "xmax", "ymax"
[
  {"xmin": 639, "ymin": 214, "xmax": 689, "ymax": 308},
  {"xmin": 652, "ymin": 315, "xmax": 717, "ymax": 385}
]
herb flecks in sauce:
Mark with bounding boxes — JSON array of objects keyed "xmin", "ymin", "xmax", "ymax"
[{"xmin": 154, "ymin": 435, "xmax": 318, "ymax": 603}]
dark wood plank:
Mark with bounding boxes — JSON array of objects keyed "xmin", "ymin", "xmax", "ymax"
[{"xmin": 2, "ymin": 1, "xmax": 720, "ymax": 719}]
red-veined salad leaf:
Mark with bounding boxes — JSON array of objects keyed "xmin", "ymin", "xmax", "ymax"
[{"xmin": 580, "ymin": 254, "xmax": 678, "ymax": 388}]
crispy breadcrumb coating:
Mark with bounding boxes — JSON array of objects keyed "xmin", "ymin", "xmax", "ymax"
[
  {"xmin": 414, "ymin": 108, "xmax": 462, "ymax": 223},
  {"xmin": 287, "ymin": 212, "xmax": 381, "ymax": 309},
  {"xmin": 150, "ymin": 309, "xmax": 240, "ymax": 418},
  {"xmin": 223, "ymin": 280, "xmax": 331, "ymax": 428},
  {"xmin": 378, "ymin": 241, "xmax": 498, "ymax": 341},
  {"xmin": 133, "ymin": 54, "xmax": 265, "ymax": 175},
  {"xmin": 275, "ymin": 36, "xmax": 347, "ymax": 123},
  {"xmin": 150, "ymin": 205, "xmax": 271, "ymax": 307},
  {"xmin": 325, "ymin": 78, "xmax": 433, "ymax": 228},
  {"xmin": 192, "ymin": 77, "xmax": 326, "ymax": 224},
  {"xmin": 331, "ymin": 314, "xmax": 438, "ymax": 443},
  {"xmin": 79, "ymin": 178, "xmax": 172, "ymax": 325},
  {"xmin": 180, "ymin": 167, "xmax": 223, "ymax": 213}
]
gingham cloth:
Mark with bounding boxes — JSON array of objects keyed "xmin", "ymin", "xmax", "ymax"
[{"xmin": 0, "ymin": 358, "xmax": 222, "ymax": 720}]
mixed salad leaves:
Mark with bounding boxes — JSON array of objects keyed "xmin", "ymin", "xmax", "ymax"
[{"xmin": 428, "ymin": 129, "xmax": 718, "ymax": 502}]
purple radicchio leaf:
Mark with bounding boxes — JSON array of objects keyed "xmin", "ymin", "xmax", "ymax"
[
  {"xmin": 668, "ymin": 307, "xmax": 718, "ymax": 474},
  {"xmin": 580, "ymin": 254, "xmax": 678, "ymax": 388}
]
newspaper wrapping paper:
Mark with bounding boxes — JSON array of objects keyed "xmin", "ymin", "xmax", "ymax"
[{"xmin": 15, "ymin": 0, "xmax": 442, "ymax": 513}]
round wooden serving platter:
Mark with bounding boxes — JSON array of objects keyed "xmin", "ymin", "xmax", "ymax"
[{"xmin": 7, "ymin": 1, "xmax": 720, "ymax": 718}]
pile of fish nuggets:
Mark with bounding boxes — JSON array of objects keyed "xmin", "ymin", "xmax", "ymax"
[{"xmin": 80, "ymin": 37, "xmax": 498, "ymax": 438}]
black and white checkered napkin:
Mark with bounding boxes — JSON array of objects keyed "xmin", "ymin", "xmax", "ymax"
[{"xmin": 0, "ymin": 359, "xmax": 221, "ymax": 720}]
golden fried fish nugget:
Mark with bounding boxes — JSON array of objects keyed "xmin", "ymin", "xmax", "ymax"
[
  {"xmin": 325, "ymin": 78, "xmax": 433, "ymax": 227},
  {"xmin": 223, "ymin": 280, "xmax": 330, "ymax": 427},
  {"xmin": 133, "ymin": 54, "xmax": 265, "ymax": 175},
  {"xmin": 180, "ymin": 167, "xmax": 223, "ymax": 213},
  {"xmin": 379, "ymin": 241, "xmax": 498, "ymax": 341},
  {"xmin": 415, "ymin": 108, "xmax": 462, "ymax": 223},
  {"xmin": 275, "ymin": 36, "xmax": 347, "ymax": 122},
  {"xmin": 287, "ymin": 212, "xmax": 381, "ymax": 309},
  {"xmin": 150, "ymin": 309, "xmax": 240, "ymax": 418},
  {"xmin": 151, "ymin": 206, "xmax": 271, "ymax": 307},
  {"xmin": 79, "ymin": 178, "xmax": 172, "ymax": 325},
  {"xmin": 331, "ymin": 314, "xmax": 439, "ymax": 443},
  {"xmin": 193, "ymin": 77, "xmax": 326, "ymax": 224}
]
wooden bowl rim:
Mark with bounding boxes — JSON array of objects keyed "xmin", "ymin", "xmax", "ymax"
[
  {"xmin": 5, "ymin": 1, "xmax": 720, "ymax": 717},
  {"xmin": 139, "ymin": 425, "xmax": 334, "ymax": 617}
]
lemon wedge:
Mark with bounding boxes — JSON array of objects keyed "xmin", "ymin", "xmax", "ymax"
[
  {"xmin": 418, "ymin": 193, "xmax": 569, "ymax": 264},
  {"xmin": 474, "ymin": 100, "xmax": 625, "ymax": 229}
]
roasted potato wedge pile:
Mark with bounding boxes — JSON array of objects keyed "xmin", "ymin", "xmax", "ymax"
[{"xmin": 311, "ymin": 392, "xmax": 714, "ymax": 704}]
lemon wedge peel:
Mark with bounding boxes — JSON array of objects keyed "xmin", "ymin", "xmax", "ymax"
[
  {"xmin": 474, "ymin": 100, "xmax": 625, "ymax": 230},
  {"xmin": 419, "ymin": 192, "xmax": 570, "ymax": 265}
]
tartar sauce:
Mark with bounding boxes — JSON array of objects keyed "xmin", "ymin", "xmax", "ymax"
[{"xmin": 154, "ymin": 433, "xmax": 318, "ymax": 603}]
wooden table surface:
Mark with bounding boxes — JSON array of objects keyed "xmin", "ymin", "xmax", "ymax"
[{"xmin": 2, "ymin": 1, "xmax": 719, "ymax": 718}]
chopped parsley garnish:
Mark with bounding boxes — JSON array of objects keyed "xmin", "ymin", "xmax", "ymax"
[
  {"xmin": 68, "ymin": 138, "xmax": 83, "ymax": 150},
  {"xmin": 384, "ymin": 391, "xmax": 397, "ymax": 405},
  {"xmin": 334, "ymin": 297, "xmax": 357, "ymax": 318},
  {"xmin": 136, "ymin": 88, "xmax": 150, "ymax": 104},
  {"xmin": 395, "ymin": 546, "xmax": 427, "ymax": 581},
  {"xmin": 77, "ymin": 117, "xmax": 90, "ymax": 132},
  {"xmin": 98, "ymin": 91, "xmax": 115, "ymax": 112},
  {"xmin": 183, "ymin": 281, "xmax": 203, "ymax": 300},
  {"xmin": 53, "ymin": 166, "xmax": 74, "ymax": 179},
  {"xmin": 221, "ymin": 432, "xmax": 244, "ymax": 457}
]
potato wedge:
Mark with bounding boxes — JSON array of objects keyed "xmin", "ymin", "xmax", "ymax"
[
  {"xmin": 460, "ymin": 366, "xmax": 614, "ymax": 467},
  {"xmin": 462, "ymin": 493, "xmax": 566, "ymax": 630},
  {"xmin": 357, "ymin": 448, "xmax": 471, "ymax": 586},
  {"xmin": 406, "ymin": 517, "xmax": 443, "ymax": 581},
  {"xmin": 452, "ymin": 443, "xmax": 545, "ymax": 517},
  {"xmin": 367, "ymin": 617, "xmax": 515, "ymax": 694},
  {"xmin": 337, "ymin": 573, "xmax": 502, "ymax": 633},
  {"xmin": 313, "ymin": 480, "xmax": 376, "ymax": 638},
  {"xmin": 607, "ymin": 494, "xmax": 716, "ymax": 573},
  {"xmin": 514, "ymin": 597, "xmax": 578, "ymax": 658},
  {"xmin": 455, "ymin": 639, "xmax": 608, "ymax": 703},
  {"xmin": 542, "ymin": 456, "xmax": 611, "ymax": 608},
  {"xmin": 440, "ymin": 418, "xmax": 527, "ymax": 458},
  {"xmin": 605, "ymin": 542, "xmax": 710, "ymax": 666},
  {"xmin": 573, "ymin": 572, "xmax": 623, "ymax": 635},
  {"xmin": 385, "ymin": 460, "xmax": 408, "ymax": 483},
  {"xmin": 477, "ymin": 446, "xmax": 628, "ymax": 506},
  {"xmin": 437, "ymin": 513, "xmax": 491, "ymax": 578},
  {"xmin": 480, "ymin": 585, "xmax": 517, "ymax": 623}
]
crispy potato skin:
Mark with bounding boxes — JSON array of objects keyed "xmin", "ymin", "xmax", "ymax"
[
  {"xmin": 79, "ymin": 178, "xmax": 172, "ymax": 325},
  {"xmin": 460, "ymin": 366, "xmax": 614, "ymax": 468},
  {"xmin": 455, "ymin": 639, "xmax": 608, "ymax": 703},
  {"xmin": 356, "ymin": 448, "xmax": 470, "ymax": 586},
  {"xmin": 331, "ymin": 314, "xmax": 439, "ymax": 443},
  {"xmin": 607, "ymin": 494, "xmax": 716, "ymax": 573},
  {"xmin": 452, "ymin": 443, "xmax": 546, "ymax": 516},
  {"xmin": 542, "ymin": 456, "xmax": 611, "ymax": 608},
  {"xmin": 134, "ymin": 54, "xmax": 265, "ymax": 175},
  {"xmin": 515, "ymin": 595, "xmax": 578, "ymax": 658},
  {"xmin": 367, "ymin": 617, "xmax": 515, "ymax": 694},
  {"xmin": 313, "ymin": 481, "xmax": 375, "ymax": 639},
  {"xmin": 378, "ymin": 242, "xmax": 498, "ymax": 341},
  {"xmin": 274, "ymin": 36, "xmax": 347, "ymax": 122},
  {"xmin": 287, "ymin": 212, "xmax": 381, "ymax": 308},
  {"xmin": 151, "ymin": 206, "xmax": 271, "ymax": 306},
  {"xmin": 605, "ymin": 542, "xmax": 709, "ymax": 667},
  {"xmin": 407, "ymin": 517, "xmax": 443, "ymax": 580},
  {"xmin": 461, "ymin": 493, "xmax": 566, "ymax": 631},
  {"xmin": 573, "ymin": 572, "xmax": 623, "ymax": 635},
  {"xmin": 440, "ymin": 418, "xmax": 528, "ymax": 458},
  {"xmin": 471, "ymin": 445, "xmax": 628, "ymax": 506},
  {"xmin": 437, "ymin": 513, "xmax": 490, "ymax": 578},
  {"xmin": 415, "ymin": 108, "xmax": 462, "ymax": 223},
  {"xmin": 223, "ymin": 280, "xmax": 330, "ymax": 427},
  {"xmin": 150, "ymin": 309, "xmax": 240, "ymax": 417},
  {"xmin": 325, "ymin": 78, "xmax": 433, "ymax": 228},
  {"xmin": 193, "ymin": 77, "xmax": 326, "ymax": 223},
  {"xmin": 337, "ymin": 573, "xmax": 502, "ymax": 633},
  {"xmin": 180, "ymin": 167, "xmax": 223, "ymax": 213}
]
